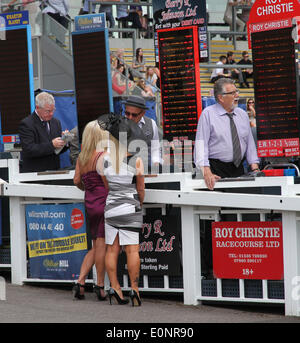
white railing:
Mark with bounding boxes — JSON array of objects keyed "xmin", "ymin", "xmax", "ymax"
[{"xmin": 2, "ymin": 159, "xmax": 300, "ymax": 316}]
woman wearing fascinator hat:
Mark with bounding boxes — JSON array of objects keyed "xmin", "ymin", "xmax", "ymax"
[{"xmin": 96, "ymin": 113, "xmax": 145, "ymax": 306}]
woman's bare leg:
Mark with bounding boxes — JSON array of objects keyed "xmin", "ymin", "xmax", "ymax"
[{"xmin": 125, "ymin": 244, "xmax": 140, "ymax": 295}]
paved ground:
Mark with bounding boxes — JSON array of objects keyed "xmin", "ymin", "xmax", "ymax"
[{"xmin": 1, "ymin": 281, "xmax": 300, "ymax": 325}]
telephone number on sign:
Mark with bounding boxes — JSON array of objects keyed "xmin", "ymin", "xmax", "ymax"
[{"xmin": 29, "ymin": 223, "xmax": 64, "ymax": 231}]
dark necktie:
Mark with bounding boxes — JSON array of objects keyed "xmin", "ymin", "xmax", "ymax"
[
  {"xmin": 42, "ymin": 121, "xmax": 50, "ymax": 135},
  {"xmin": 226, "ymin": 112, "xmax": 242, "ymax": 167}
]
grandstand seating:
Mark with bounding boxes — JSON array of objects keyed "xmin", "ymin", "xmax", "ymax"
[{"xmin": 111, "ymin": 40, "xmax": 255, "ymax": 100}]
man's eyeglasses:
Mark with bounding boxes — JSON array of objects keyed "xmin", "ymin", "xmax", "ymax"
[
  {"xmin": 222, "ymin": 90, "xmax": 239, "ymax": 96},
  {"xmin": 125, "ymin": 110, "xmax": 143, "ymax": 118},
  {"xmin": 42, "ymin": 107, "xmax": 55, "ymax": 114}
]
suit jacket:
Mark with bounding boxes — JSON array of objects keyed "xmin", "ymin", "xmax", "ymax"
[{"xmin": 19, "ymin": 111, "xmax": 67, "ymax": 173}]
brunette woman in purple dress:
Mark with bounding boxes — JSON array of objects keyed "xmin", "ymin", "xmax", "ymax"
[{"xmin": 73, "ymin": 120, "xmax": 109, "ymax": 300}]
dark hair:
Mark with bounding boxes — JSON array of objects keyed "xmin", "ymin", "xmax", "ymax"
[
  {"xmin": 227, "ymin": 51, "xmax": 234, "ymax": 57},
  {"xmin": 135, "ymin": 48, "xmax": 143, "ymax": 63},
  {"xmin": 247, "ymin": 98, "xmax": 255, "ymax": 109},
  {"xmin": 220, "ymin": 55, "xmax": 227, "ymax": 61}
]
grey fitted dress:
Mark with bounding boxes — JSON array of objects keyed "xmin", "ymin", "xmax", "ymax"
[{"xmin": 103, "ymin": 155, "xmax": 142, "ymax": 246}]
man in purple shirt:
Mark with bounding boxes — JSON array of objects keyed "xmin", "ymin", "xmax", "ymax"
[{"xmin": 194, "ymin": 78, "xmax": 260, "ymax": 190}]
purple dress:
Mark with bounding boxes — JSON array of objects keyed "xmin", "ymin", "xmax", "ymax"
[{"xmin": 81, "ymin": 153, "xmax": 108, "ymax": 239}]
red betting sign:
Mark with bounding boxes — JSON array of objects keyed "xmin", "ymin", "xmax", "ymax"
[
  {"xmin": 212, "ymin": 221, "xmax": 283, "ymax": 280},
  {"xmin": 247, "ymin": 0, "xmax": 300, "ymax": 47}
]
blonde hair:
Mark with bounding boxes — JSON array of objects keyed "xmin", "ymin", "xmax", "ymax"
[
  {"xmin": 107, "ymin": 133, "xmax": 127, "ymax": 174},
  {"xmin": 78, "ymin": 120, "xmax": 108, "ymax": 167}
]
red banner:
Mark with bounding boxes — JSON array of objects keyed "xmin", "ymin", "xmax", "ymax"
[
  {"xmin": 257, "ymin": 138, "xmax": 300, "ymax": 157},
  {"xmin": 212, "ymin": 221, "xmax": 283, "ymax": 280},
  {"xmin": 247, "ymin": 0, "xmax": 300, "ymax": 47}
]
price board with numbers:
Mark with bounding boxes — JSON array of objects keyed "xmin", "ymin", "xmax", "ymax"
[
  {"xmin": 157, "ymin": 26, "xmax": 201, "ymax": 142},
  {"xmin": 251, "ymin": 27, "xmax": 300, "ymax": 157}
]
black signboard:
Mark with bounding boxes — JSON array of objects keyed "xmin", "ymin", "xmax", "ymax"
[
  {"xmin": 153, "ymin": 0, "xmax": 208, "ymax": 63},
  {"xmin": 72, "ymin": 30, "xmax": 112, "ymax": 140},
  {"xmin": 252, "ymin": 27, "xmax": 300, "ymax": 157},
  {"xmin": 118, "ymin": 207, "xmax": 181, "ymax": 277},
  {"xmin": 0, "ymin": 28, "xmax": 32, "ymax": 134}
]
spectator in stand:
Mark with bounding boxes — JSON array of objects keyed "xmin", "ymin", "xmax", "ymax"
[
  {"xmin": 81, "ymin": 0, "xmax": 114, "ymax": 29},
  {"xmin": 81, "ymin": 0, "xmax": 94, "ymax": 14},
  {"xmin": 117, "ymin": 0, "xmax": 144, "ymax": 30},
  {"xmin": 42, "ymin": 0, "xmax": 69, "ymax": 30},
  {"xmin": 73, "ymin": 120, "xmax": 109, "ymax": 301},
  {"xmin": 132, "ymin": 48, "xmax": 146, "ymax": 76},
  {"xmin": 247, "ymin": 98, "xmax": 257, "ymax": 143},
  {"xmin": 146, "ymin": 66, "xmax": 158, "ymax": 94},
  {"xmin": 247, "ymin": 98, "xmax": 256, "ymax": 127},
  {"xmin": 98, "ymin": 1, "xmax": 115, "ymax": 30},
  {"xmin": 226, "ymin": 51, "xmax": 247, "ymax": 88},
  {"xmin": 210, "ymin": 55, "xmax": 231, "ymax": 83},
  {"xmin": 137, "ymin": 79, "xmax": 155, "ymax": 97},
  {"xmin": 111, "ymin": 48, "xmax": 125, "ymax": 69},
  {"xmin": 116, "ymin": 0, "xmax": 128, "ymax": 20},
  {"xmin": 7, "ymin": 0, "xmax": 39, "ymax": 35},
  {"xmin": 224, "ymin": 0, "xmax": 245, "ymax": 40},
  {"xmin": 237, "ymin": 0, "xmax": 254, "ymax": 26},
  {"xmin": 237, "ymin": 51, "xmax": 253, "ymax": 88},
  {"xmin": 112, "ymin": 63, "xmax": 135, "ymax": 95}
]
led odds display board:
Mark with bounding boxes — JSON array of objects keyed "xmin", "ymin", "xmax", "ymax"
[
  {"xmin": 158, "ymin": 26, "xmax": 201, "ymax": 142},
  {"xmin": 0, "ymin": 26, "xmax": 34, "ymax": 135},
  {"xmin": 72, "ymin": 28, "xmax": 113, "ymax": 140},
  {"xmin": 252, "ymin": 27, "xmax": 299, "ymax": 157},
  {"xmin": 247, "ymin": 0, "xmax": 300, "ymax": 158}
]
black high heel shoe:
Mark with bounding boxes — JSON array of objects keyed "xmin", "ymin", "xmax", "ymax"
[
  {"xmin": 108, "ymin": 288, "xmax": 129, "ymax": 305},
  {"xmin": 129, "ymin": 289, "xmax": 141, "ymax": 307},
  {"xmin": 73, "ymin": 283, "xmax": 85, "ymax": 300},
  {"xmin": 94, "ymin": 285, "xmax": 107, "ymax": 301}
]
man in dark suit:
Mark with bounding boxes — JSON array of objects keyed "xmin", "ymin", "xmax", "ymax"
[{"xmin": 19, "ymin": 91, "xmax": 68, "ymax": 173}]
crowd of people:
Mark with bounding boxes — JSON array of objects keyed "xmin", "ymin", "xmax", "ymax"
[
  {"xmin": 210, "ymin": 50, "xmax": 253, "ymax": 88},
  {"xmin": 18, "ymin": 93, "xmax": 162, "ymax": 306},
  {"xmin": 18, "ymin": 84, "xmax": 259, "ymax": 302},
  {"xmin": 80, "ymin": 0, "xmax": 151, "ymax": 38},
  {"xmin": 111, "ymin": 47, "xmax": 160, "ymax": 97},
  {"xmin": 12, "ymin": 0, "xmax": 262, "ymax": 306}
]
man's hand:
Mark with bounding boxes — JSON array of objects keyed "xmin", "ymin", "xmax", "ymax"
[
  {"xmin": 52, "ymin": 137, "xmax": 65, "ymax": 149},
  {"xmin": 204, "ymin": 166, "xmax": 221, "ymax": 190}
]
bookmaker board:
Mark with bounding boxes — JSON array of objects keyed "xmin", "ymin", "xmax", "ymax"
[
  {"xmin": 252, "ymin": 27, "xmax": 300, "ymax": 157},
  {"xmin": 72, "ymin": 26, "xmax": 113, "ymax": 140},
  {"xmin": 247, "ymin": 0, "xmax": 300, "ymax": 158},
  {"xmin": 157, "ymin": 26, "xmax": 201, "ymax": 170},
  {"xmin": 0, "ymin": 19, "xmax": 34, "ymax": 150}
]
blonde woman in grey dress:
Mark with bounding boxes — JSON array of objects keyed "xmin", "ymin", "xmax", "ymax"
[{"xmin": 97, "ymin": 115, "xmax": 145, "ymax": 306}]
